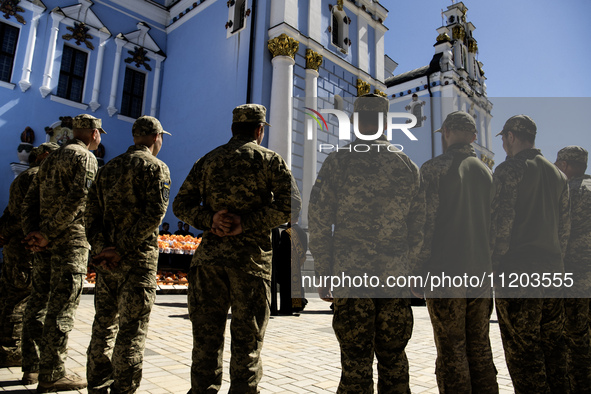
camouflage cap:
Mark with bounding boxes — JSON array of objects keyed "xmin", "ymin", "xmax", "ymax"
[
  {"xmin": 132, "ymin": 116, "xmax": 172, "ymax": 137},
  {"xmin": 354, "ymin": 93, "xmax": 389, "ymax": 113},
  {"xmin": 232, "ymin": 104, "xmax": 271, "ymax": 126},
  {"xmin": 556, "ymin": 145, "xmax": 588, "ymax": 164},
  {"xmin": 435, "ymin": 111, "xmax": 476, "ymax": 134},
  {"xmin": 37, "ymin": 142, "xmax": 60, "ymax": 154},
  {"xmin": 72, "ymin": 114, "xmax": 107, "ymax": 134},
  {"xmin": 496, "ymin": 114, "xmax": 536, "ymax": 137}
]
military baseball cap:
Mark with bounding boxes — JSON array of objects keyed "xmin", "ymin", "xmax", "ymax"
[
  {"xmin": 354, "ymin": 93, "xmax": 389, "ymax": 113},
  {"xmin": 496, "ymin": 115, "xmax": 536, "ymax": 137},
  {"xmin": 132, "ymin": 116, "xmax": 172, "ymax": 136},
  {"xmin": 72, "ymin": 114, "xmax": 107, "ymax": 134},
  {"xmin": 232, "ymin": 104, "xmax": 271, "ymax": 126},
  {"xmin": 556, "ymin": 146, "xmax": 588, "ymax": 164},
  {"xmin": 37, "ymin": 142, "xmax": 60, "ymax": 154},
  {"xmin": 435, "ymin": 111, "xmax": 476, "ymax": 134}
]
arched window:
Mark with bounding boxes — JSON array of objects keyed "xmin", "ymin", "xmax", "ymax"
[
  {"xmin": 332, "ymin": 13, "xmax": 339, "ymax": 46},
  {"xmin": 330, "ymin": 8, "xmax": 349, "ymax": 54},
  {"xmin": 233, "ymin": 0, "xmax": 246, "ymax": 33},
  {"xmin": 226, "ymin": 0, "xmax": 248, "ymax": 37}
]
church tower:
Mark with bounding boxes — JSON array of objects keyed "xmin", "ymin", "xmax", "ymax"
[{"xmin": 386, "ymin": 1, "xmax": 494, "ymax": 168}]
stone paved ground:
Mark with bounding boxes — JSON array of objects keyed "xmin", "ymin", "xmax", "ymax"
[{"xmin": 0, "ymin": 294, "xmax": 514, "ymax": 393}]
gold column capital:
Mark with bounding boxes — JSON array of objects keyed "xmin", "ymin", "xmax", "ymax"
[
  {"xmin": 357, "ymin": 79, "xmax": 370, "ymax": 97},
  {"xmin": 305, "ymin": 49, "xmax": 323, "ymax": 71},
  {"xmin": 268, "ymin": 33, "xmax": 299, "ymax": 59},
  {"xmin": 374, "ymin": 89, "xmax": 387, "ymax": 98}
]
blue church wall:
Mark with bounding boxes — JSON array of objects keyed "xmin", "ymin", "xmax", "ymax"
[
  {"xmin": 0, "ymin": 1, "xmax": 169, "ymax": 211},
  {"xmin": 156, "ymin": 0, "xmax": 310, "ymax": 225},
  {"xmin": 157, "ymin": 0, "xmax": 275, "ymax": 225}
]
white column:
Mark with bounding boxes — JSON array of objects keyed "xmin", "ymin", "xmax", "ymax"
[
  {"xmin": 375, "ymin": 28, "xmax": 385, "ymax": 82},
  {"xmin": 89, "ymin": 33, "xmax": 109, "ymax": 112},
  {"xmin": 40, "ymin": 12, "xmax": 65, "ymax": 98},
  {"xmin": 270, "ymin": 0, "xmax": 298, "ymax": 29},
  {"xmin": 467, "ymin": 50, "xmax": 476, "ymax": 79},
  {"xmin": 453, "ymin": 44, "xmax": 462, "ymax": 70},
  {"xmin": 301, "ymin": 68, "xmax": 318, "ymax": 228},
  {"xmin": 307, "ymin": 0, "xmax": 321, "ymax": 42},
  {"xmin": 19, "ymin": 12, "xmax": 41, "ymax": 92},
  {"xmin": 268, "ymin": 55, "xmax": 295, "ymax": 167},
  {"xmin": 358, "ymin": 18, "xmax": 368, "ymax": 73},
  {"xmin": 107, "ymin": 38, "xmax": 125, "ymax": 117},
  {"xmin": 150, "ymin": 56, "xmax": 164, "ymax": 117}
]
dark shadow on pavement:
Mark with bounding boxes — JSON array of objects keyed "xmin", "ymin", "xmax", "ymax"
[{"xmin": 155, "ymin": 302, "xmax": 188, "ymax": 308}]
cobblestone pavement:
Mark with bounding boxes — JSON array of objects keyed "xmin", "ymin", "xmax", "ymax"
[{"xmin": 0, "ymin": 294, "xmax": 514, "ymax": 393}]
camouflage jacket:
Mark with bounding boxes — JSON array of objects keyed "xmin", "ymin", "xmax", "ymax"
[
  {"xmin": 22, "ymin": 139, "xmax": 98, "ymax": 250},
  {"xmin": 308, "ymin": 136, "xmax": 425, "ymax": 295},
  {"xmin": 172, "ymin": 135, "xmax": 301, "ymax": 280},
  {"xmin": 0, "ymin": 165, "xmax": 39, "ymax": 240},
  {"xmin": 491, "ymin": 148, "xmax": 570, "ymax": 272},
  {"xmin": 564, "ymin": 175, "xmax": 591, "ymax": 273},
  {"xmin": 419, "ymin": 143, "xmax": 493, "ymax": 277},
  {"xmin": 85, "ymin": 144, "xmax": 171, "ymax": 271}
]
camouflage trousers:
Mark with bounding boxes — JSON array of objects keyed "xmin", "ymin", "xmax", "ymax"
[
  {"xmin": 0, "ymin": 237, "xmax": 33, "ymax": 364},
  {"xmin": 426, "ymin": 297, "xmax": 498, "ymax": 394},
  {"xmin": 87, "ymin": 267, "xmax": 157, "ymax": 394},
  {"xmin": 332, "ymin": 298, "xmax": 413, "ymax": 394},
  {"xmin": 21, "ymin": 247, "xmax": 87, "ymax": 381},
  {"xmin": 564, "ymin": 297, "xmax": 591, "ymax": 393},
  {"xmin": 188, "ymin": 265, "xmax": 270, "ymax": 394},
  {"xmin": 495, "ymin": 298, "xmax": 568, "ymax": 394}
]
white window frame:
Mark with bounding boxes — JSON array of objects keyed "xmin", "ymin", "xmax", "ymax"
[
  {"xmin": 39, "ymin": 4, "xmax": 110, "ymax": 106},
  {"xmin": 0, "ymin": 19, "xmax": 21, "ymax": 89},
  {"xmin": 119, "ymin": 66, "xmax": 148, "ymax": 119},
  {"xmin": 53, "ymin": 43, "xmax": 90, "ymax": 105},
  {"xmin": 330, "ymin": 7, "xmax": 349, "ymax": 54},
  {"xmin": 108, "ymin": 35, "xmax": 165, "ymax": 118},
  {"xmin": 226, "ymin": 0, "xmax": 248, "ymax": 38}
]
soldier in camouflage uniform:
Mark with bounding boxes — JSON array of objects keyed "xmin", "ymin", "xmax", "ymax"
[
  {"xmin": 0, "ymin": 143, "xmax": 58, "ymax": 369},
  {"xmin": 173, "ymin": 104, "xmax": 301, "ymax": 393},
  {"xmin": 491, "ymin": 115, "xmax": 570, "ymax": 394},
  {"xmin": 308, "ymin": 94, "xmax": 425, "ymax": 393},
  {"xmin": 85, "ymin": 116, "xmax": 171, "ymax": 394},
  {"xmin": 418, "ymin": 111, "xmax": 498, "ymax": 393},
  {"xmin": 555, "ymin": 146, "xmax": 591, "ymax": 393},
  {"xmin": 21, "ymin": 114, "xmax": 105, "ymax": 392}
]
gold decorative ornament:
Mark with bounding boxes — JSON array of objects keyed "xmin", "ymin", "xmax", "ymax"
[
  {"xmin": 356, "ymin": 79, "xmax": 370, "ymax": 97},
  {"xmin": 468, "ymin": 39, "xmax": 478, "ymax": 53},
  {"xmin": 305, "ymin": 49, "xmax": 323, "ymax": 71},
  {"xmin": 268, "ymin": 33, "xmax": 299, "ymax": 59},
  {"xmin": 452, "ymin": 25, "xmax": 465, "ymax": 41},
  {"xmin": 436, "ymin": 32, "xmax": 451, "ymax": 43},
  {"xmin": 337, "ymin": 0, "xmax": 343, "ymax": 11},
  {"xmin": 374, "ymin": 89, "xmax": 387, "ymax": 98}
]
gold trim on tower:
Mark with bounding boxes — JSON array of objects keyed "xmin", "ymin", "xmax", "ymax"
[{"xmin": 452, "ymin": 25, "xmax": 466, "ymax": 41}]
